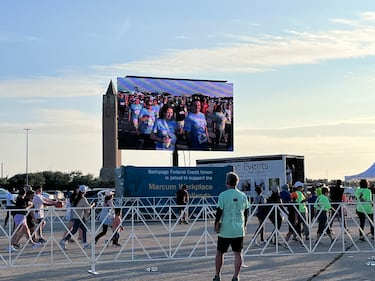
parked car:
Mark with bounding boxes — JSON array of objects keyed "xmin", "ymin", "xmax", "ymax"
[
  {"xmin": 42, "ymin": 190, "xmax": 66, "ymax": 201},
  {"xmin": 0, "ymin": 188, "xmax": 17, "ymax": 208},
  {"xmin": 42, "ymin": 192, "xmax": 54, "ymax": 200}
]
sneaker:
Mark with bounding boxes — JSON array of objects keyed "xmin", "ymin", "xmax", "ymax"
[
  {"xmin": 183, "ymin": 221, "xmax": 189, "ymax": 224},
  {"xmin": 232, "ymin": 277, "xmax": 239, "ymax": 281},
  {"xmin": 359, "ymin": 237, "xmax": 366, "ymax": 242},
  {"xmin": 213, "ymin": 275, "xmax": 221, "ymax": 281},
  {"xmin": 113, "ymin": 243, "xmax": 121, "ymax": 247},
  {"xmin": 32, "ymin": 242, "xmax": 42, "ymax": 250},
  {"xmin": 83, "ymin": 242, "xmax": 91, "ymax": 249},
  {"xmin": 7, "ymin": 246, "xmax": 17, "ymax": 253},
  {"xmin": 38, "ymin": 238, "xmax": 47, "ymax": 243},
  {"xmin": 12, "ymin": 243, "xmax": 21, "ymax": 249},
  {"xmin": 60, "ymin": 239, "xmax": 67, "ymax": 250},
  {"xmin": 68, "ymin": 239, "xmax": 75, "ymax": 243}
]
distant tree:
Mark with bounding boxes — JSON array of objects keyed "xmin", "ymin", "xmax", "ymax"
[
  {"xmin": 70, "ymin": 171, "xmax": 95, "ymax": 188},
  {"xmin": 6, "ymin": 170, "xmax": 114, "ymax": 193},
  {"xmin": 8, "ymin": 173, "xmax": 45, "ymax": 190},
  {"xmin": 42, "ymin": 171, "xmax": 71, "ymax": 191}
]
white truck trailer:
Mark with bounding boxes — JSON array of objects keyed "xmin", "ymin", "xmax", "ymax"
[{"xmin": 196, "ymin": 154, "xmax": 305, "ymax": 197}]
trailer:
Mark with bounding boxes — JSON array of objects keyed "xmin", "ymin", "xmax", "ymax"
[{"xmin": 196, "ymin": 154, "xmax": 305, "ymax": 197}]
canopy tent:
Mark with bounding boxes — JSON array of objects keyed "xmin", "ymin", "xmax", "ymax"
[{"xmin": 345, "ymin": 163, "xmax": 375, "ymax": 181}]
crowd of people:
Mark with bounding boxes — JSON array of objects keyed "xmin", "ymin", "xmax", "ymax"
[
  {"xmin": 4, "ymin": 185, "xmax": 61, "ymax": 252},
  {"xmin": 212, "ymin": 174, "xmax": 375, "ymax": 281},
  {"xmin": 248, "ymin": 178, "xmax": 375, "ymax": 250},
  {"xmin": 3, "ymin": 184, "xmax": 124, "ymax": 253},
  {"xmin": 2, "ymin": 176, "xmax": 374, "ymax": 281},
  {"xmin": 117, "ymin": 91, "xmax": 233, "ymax": 151}
]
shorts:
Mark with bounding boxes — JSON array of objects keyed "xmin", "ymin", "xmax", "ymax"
[
  {"xmin": 14, "ymin": 214, "xmax": 27, "ymax": 226},
  {"xmin": 176, "ymin": 120, "xmax": 184, "ymax": 130},
  {"xmin": 217, "ymin": 236, "xmax": 244, "ymax": 253}
]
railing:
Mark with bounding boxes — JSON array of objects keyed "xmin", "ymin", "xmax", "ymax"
[{"xmin": 0, "ymin": 199, "xmax": 374, "ymax": 273}]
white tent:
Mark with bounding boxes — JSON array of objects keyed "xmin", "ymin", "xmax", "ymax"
[{"xmin": 345, "ymin": 163, "xmax": 375, "ymax": 181}]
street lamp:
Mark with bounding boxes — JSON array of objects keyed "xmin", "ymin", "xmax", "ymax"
[{"xmin": 24, "ymin": 128, "xmax": 30, "ymax": 185}]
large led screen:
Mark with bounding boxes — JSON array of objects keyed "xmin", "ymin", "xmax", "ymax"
[{"xmin": 117, "ymin": 76, "xmax": 233, "ymax": 152}]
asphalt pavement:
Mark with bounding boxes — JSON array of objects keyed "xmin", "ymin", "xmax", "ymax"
[{"xmin": 1, "ymin": 250, "xmax": 375, "ymax": 281}]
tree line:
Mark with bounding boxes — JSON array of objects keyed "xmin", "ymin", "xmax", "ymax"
[{"xmin": 0, "ymin": 171, "xmax": 113, "ymax": 193}]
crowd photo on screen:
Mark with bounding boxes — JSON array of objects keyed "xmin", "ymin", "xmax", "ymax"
[{"xmin": 117, "ymin": 77, "xmax": 233, "ymax": 152}]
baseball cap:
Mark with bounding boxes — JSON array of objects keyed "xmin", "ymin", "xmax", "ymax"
[
  {"xmin": 281, "ymin": 184, "xmax": 289, "ymax": 191},
  {"xmin": 79, "ymin": 185, "xmax": 89, "ymax": 193},
  {"xmin": 293, "ymin": 181, "xmax": 304, "ymax": 188}
]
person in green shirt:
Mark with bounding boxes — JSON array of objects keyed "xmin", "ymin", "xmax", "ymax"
[
  {"xmin": 213, "ymin": 172, "xmax": 250, "ymax": 281},
  {"xmin": 354, "ymin": 179, "xmax": 374, "ymax": 241},
  {"xmin": 314, "ymin": 186, "xmax": 334, "ymax": 243},
  {"xmin": 294, "ymin": 181, "xmax": 310, "ymax": 241}
]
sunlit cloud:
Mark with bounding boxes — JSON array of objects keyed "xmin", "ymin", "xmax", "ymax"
[
  {"xmin": 99, "ymin": 20, "xmax": 375, "ymax": 76},
  {"xmin": 0, "ymin": 31, "xmax": 40, "ymax": 42},
  {"xmin": 1, "ymin": 13, "xmax": 375, "ymax": 98},
  {"xmin": 0, "ymin": 75, "xmax": 108, "ymax": 98}
]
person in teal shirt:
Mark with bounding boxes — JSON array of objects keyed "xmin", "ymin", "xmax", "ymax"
[
  {"xmin": 354, "ymin": 179, "xmax": 374, "ymax": 240},
  {"xmin": 314, "ymin": 186, "xmax": 334, "ymax": 243},
  {"xmin": 213, "ymin": 172, "xmax": 250, "ymax": 281}
]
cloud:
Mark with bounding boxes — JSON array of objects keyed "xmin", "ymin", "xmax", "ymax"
[
  {"xmin": 1, "ymin": 13, "xmax": 375, "ymax": 98},
  {"xmin": 360, "ymin": 12, "xmax": 375, "ymax": 22},
  {"xmin": 97, "ymin": 18, "xmax": 375, "ymax": 77},
  {"xmin": 0, "ymin": 75, "xmax": 109, "ymax": 98},
  {"xmin": 0, "ymin": 31, "xmax": 40, "ymax": 42},
  {"xmin": 237, "ymin": 117, "xmax": 375, "ymax": 138}
]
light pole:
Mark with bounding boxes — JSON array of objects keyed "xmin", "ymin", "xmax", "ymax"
[{"xmin": 24, "ymin": 128, "xmax": 30, "ymax": 185}]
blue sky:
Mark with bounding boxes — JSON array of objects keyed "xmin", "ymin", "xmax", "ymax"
[{"xmin": 1, "ymin": 0, "xmax": 375, "ymax": 180}]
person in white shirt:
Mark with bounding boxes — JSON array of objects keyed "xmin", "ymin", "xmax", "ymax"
[
  {"xmin": 32, "ymin": 185, "xmax": 57, "ymax": 243},
  {"xmin": 3, "ymin": 187, "xmax": 15, "ymax": 228}
]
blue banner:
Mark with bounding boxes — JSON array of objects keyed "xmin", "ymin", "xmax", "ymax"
[{"xmin": 122, "ymin": 166, "xmax": 233, "ymax": 197}]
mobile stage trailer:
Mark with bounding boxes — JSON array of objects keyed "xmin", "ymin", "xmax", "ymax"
[{"xmin": 196, "ymin": 154, "xmax": 304, "ymax": 197}]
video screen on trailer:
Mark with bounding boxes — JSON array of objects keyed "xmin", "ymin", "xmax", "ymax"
[{"xmin": 117, "ymin": 76, "xmax": 234, "ymax": 152}]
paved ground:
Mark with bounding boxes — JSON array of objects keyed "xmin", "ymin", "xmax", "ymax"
[
  {"xmin": 1, "ymin": 251, "xmax": 375, "ymax": 281},
  {"xmin": 2, "ymin": 206, "xmax": 375, "ymax": 280}
]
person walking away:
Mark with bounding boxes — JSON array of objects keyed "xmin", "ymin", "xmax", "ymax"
[
  {"xmin": 329, "ymin": 179, "xmax": 347, "ymax": 230},
  {"xmin": 176, "ymin": 185, "xmax": 189, "ymax": 224},
  {"xmin": 111, "ymin": 208, "xmax": 124, "ymax": 246},
  {"xmin": 284, "ymin": 190, "xmax": 299, "ymax": 245},
  {"xmin": 313, "ymin": 186, "xmax": 334, "ymax": 244},
  {"xmin": 251, "ymin": 186, "xmax": 267, "ymax": 245},
  {"xmin": 213, "ymin": 172, "xmax": 250, "ymax": 281},
  {"xmin": 95, "ymin": 190, "xmax": 115, "ymax": 244},
  {"xmin": 355, "ymin": 179, "xmax": 374, "ymax": 241},
  {"xmin": 60, "ymin": 185, "xmax": 93, "ymax": 249},
  {"xmin": 267, "ymin": 185, "xmax": 285, "ymax": 244}
]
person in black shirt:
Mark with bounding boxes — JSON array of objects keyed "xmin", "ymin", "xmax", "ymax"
[
  {"xmin": 176, "ymin": 185, "xmax": 189, "ymax": 224},
  {"xmin": 330, "ymin": 179, "xmax": 347, "ymax": 230}
]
